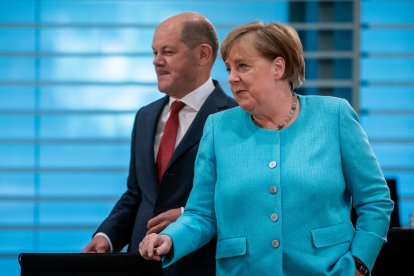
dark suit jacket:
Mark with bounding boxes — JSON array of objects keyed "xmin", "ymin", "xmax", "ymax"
[{"xmin": 96, "ymin": 80, "xmax": 237, "ymax": 276}]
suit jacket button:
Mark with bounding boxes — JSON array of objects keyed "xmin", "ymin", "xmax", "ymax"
[{"xmin": 272, "ymin": 240, "xmax": 280, "ymax": 248}]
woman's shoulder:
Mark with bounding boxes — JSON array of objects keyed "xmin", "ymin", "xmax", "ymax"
[
  {"xmin": 301, "ymin": 94, "xmax": 351, "ymax": 113},
  {"xmin": 211, "ymin": 106, "xmax": 244, "ymax": 120},
  {"xmin": 301, "ymin": 94, "xmax": 348, "ymax": 105},
  {"xmin": 206, "ymin": 106, "xmax": 247, "ymax": 131}
]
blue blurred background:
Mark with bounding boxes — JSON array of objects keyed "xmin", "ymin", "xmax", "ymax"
[{"xmin": 1, "ymin": 0, "xmax": 413, "ymax": 274}]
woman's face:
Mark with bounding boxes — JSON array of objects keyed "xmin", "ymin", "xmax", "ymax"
[{"xmin": 224, "ymin": 41, "xmax": 281, "ymax": 113}]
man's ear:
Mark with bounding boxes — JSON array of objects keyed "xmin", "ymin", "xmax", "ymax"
[
  {"xmin": 273, "ymin": 56, "xmax": 286, "ymax": 80},
  {"xmin": 198, "ymin": 44, "xmax": 213, "ymax": 66}
]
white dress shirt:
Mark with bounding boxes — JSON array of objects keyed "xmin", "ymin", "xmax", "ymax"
[
  {"xmin": 96, "ymin": 78, "xmax": 215, "ymax": 252},
  {"xmin": 154, "ymin": 78, "xmax": 215, "ymax": 158}
]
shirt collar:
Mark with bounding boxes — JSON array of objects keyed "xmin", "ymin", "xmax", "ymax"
[{"xmin": 168, "ymin": 78, "xmax": 215, "ymax": 112}]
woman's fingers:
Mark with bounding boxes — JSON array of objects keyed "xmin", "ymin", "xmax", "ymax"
[
  {"xmin": 139, "ymin": 233, "xmax": 172, "ymax": 261},
  {"xmin": 154, "ymin": 236, "xmax": 172, "ymax": 256}
]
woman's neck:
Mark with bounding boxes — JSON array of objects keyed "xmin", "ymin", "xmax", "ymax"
[{"xmin": 252, "ymin": 90, "xmax": 299, "ymax": 130}]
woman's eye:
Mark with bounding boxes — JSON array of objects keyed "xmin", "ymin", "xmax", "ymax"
[
  {"xmin": 226, "ymin": 67, "xmax": 231, "ymax": 73},
  {"xmin": 239, "ymin": 63, "xmax": 249, "ymax": 69}
]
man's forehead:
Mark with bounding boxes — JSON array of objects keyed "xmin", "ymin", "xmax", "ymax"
[
  {"xmin": 153, "ymin": 24, "xmax": 181, "ymax": 40},
  {"xmin": 155, "ymin": 19, "xmax": 181, "ymax": 35},
  {"xmin": 152, "ymin": 34, "xmax": 182, "ymax": 49}
]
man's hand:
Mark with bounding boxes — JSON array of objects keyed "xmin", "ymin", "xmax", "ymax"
[
  {"xmin": 139, "ymin": 233, "xmax": 172, "ymax": 261},
  {"xmin": 146, "ymin": 208, "xmax": 182, "ymax": 235},
  {"xmin": 81, "ymin": 235, "xmax": 110, "ymax": 253}
]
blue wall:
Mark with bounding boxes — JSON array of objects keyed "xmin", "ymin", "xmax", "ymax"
[{"xmin": 1, "ymin": 1, "xmax": 413, "ymax": 275}]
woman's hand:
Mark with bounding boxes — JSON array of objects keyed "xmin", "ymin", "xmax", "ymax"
[
  {"xmin": 139, "ymin": 233, "xmax": 173, "ymax": 261},
  {"xmin": 355, "ymin": 270, "xmax": 364, "ymax": 276}
]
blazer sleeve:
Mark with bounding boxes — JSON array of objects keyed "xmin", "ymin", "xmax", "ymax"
[
  {"xmin": 338, "ymin": 100, "xmax": 394, "ymax": 271},
  {"xmin": 161, "ymin": 116, "xmax": 217, "ymax": 267},
  {"xmin": 95, "ymin": 111, "xmax": 143, "ymax": 251}
]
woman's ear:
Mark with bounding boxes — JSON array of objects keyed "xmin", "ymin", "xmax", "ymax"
[
  {"xmin": 198, "ymin": 44, "xmax": 213, "ymax": 66},
  {"xmin": 273, "ymin": 56, "xmax": 285, "ymax": 80}
]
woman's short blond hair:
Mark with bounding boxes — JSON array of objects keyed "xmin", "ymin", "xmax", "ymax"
[{"xmin": 221, "ymin": 21, "xmax": 305, "ymax": 89}]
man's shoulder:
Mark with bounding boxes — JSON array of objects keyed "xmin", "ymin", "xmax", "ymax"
[
  {"xmin": 223, "ymin": 94, "xmax": 238, "ymax": 107},
  {"xmin": 207, "ymin": 81, "xmax": 237, "ymax": 109},
  {"xmin": 137, "ymin": 96, "xmax": 167, "ymax": 114}
]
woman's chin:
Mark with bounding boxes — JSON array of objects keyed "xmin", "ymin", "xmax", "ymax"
[{"xmin": 238, "ymin": 102, "xmax": 255, "ymax": 113}]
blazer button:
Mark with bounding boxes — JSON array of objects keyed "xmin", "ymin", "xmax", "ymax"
[
  {"xmin": 272, "ymin": 240, "xmax": 280, "ymax": 248},
  {"xmin": 269, "ymin": 186, "xmax": 277, "ymax": 194},
  {"xmin": 270, "ymin": 213, "xmax": 279, "ymax": 222},
  {"xmin": 268, "ymin": 161, "xmax": 277, "ymax": 168}
]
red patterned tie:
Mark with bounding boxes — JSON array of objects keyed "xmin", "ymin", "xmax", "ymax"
[{"xmin": 156, "ymin": 101, "xmax": 186, "ymax": 182}]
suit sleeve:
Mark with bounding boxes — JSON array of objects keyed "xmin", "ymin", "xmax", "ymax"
[
  {"xmin": 161, "ymin": 116, "xmax": 217, "ymax": 266},
  {"xmin": 338, "ymin": 100, "xmax": 394, "ymax": 271},
  {"xmin": 95, "ymin": 111, "xmax": 143, "ymax": 252}
]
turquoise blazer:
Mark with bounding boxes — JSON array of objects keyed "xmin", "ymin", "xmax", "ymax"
[{"xmin": 162, "ymin": 95, "xmax": 393, "ymax": 275}]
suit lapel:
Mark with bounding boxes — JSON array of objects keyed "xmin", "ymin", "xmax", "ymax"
[
  {"xmin": 140, "ymin": 96, "xmax": 168, "ymax": 203},
  {"xmin": 168, "ymin": 82, "xmax": 231, "ymax": 166}
]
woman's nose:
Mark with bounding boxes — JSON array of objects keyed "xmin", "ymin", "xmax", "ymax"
[{"xmin": 228, "ymin": 69, "xmax": 240, "ymax": 84}]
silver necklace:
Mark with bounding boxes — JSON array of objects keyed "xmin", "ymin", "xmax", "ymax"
[{"xmin": 252, "ymin": 92, "xmax": 298, "ymax": 130}]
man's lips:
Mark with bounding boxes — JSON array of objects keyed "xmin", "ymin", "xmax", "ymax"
[{"xmin": 156, "ymin": 70, "xmax": 170, "ymax": 76}]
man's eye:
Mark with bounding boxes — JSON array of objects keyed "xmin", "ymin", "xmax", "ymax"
[{"xmin": 226, "ymin": 67, "xmax": 231, "ymax": 73}]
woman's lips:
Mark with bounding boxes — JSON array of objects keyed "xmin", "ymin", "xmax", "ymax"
[{"xmin": 235, "ymin": 90, "xmax": 247, "ymax": 96}]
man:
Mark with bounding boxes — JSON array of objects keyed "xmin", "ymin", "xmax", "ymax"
[{"xmin": 82, "ymin": 12, "xmax": 237, "ymax": 275}]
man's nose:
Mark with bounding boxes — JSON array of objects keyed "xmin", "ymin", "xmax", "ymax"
[{"xmin": 153, "ymin": 53, "xmax": 164, "ymax": 66}]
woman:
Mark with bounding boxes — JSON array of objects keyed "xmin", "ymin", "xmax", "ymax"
[{"xmin": 139, "ymin": 22, "xmax": 393, "ymax": 276}]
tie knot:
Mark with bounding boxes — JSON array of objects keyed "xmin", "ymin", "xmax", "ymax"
[{"xmin": 171, "ymin": 101, "xmax": 186, "ymax": 114}]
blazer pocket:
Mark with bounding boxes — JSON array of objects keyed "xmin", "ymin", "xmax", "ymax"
[
  {"xmin": 311, "ymin": 222, "xmax": 354, "ymax": 248},
  {"xmin": 216, "ymin": 237, "xmax": 247, "ymax": 259}
]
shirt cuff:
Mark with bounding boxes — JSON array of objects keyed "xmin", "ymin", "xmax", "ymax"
[
  {"xmin": 180, "ymin": 207, "xmax": 184, "ymax": 214},
  {"xmin": 95, "ymin": 232, "xmax": 113, "ymax": 253}
]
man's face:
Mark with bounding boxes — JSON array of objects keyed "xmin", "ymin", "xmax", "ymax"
[{"xmin": 152, "ymin": 23, "xmax": 199, "ymax": 98}]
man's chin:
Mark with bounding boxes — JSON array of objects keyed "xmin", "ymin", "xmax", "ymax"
[{"xmin": 157, "ymin": 82, "xmax": 171, "ymax": 94}]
